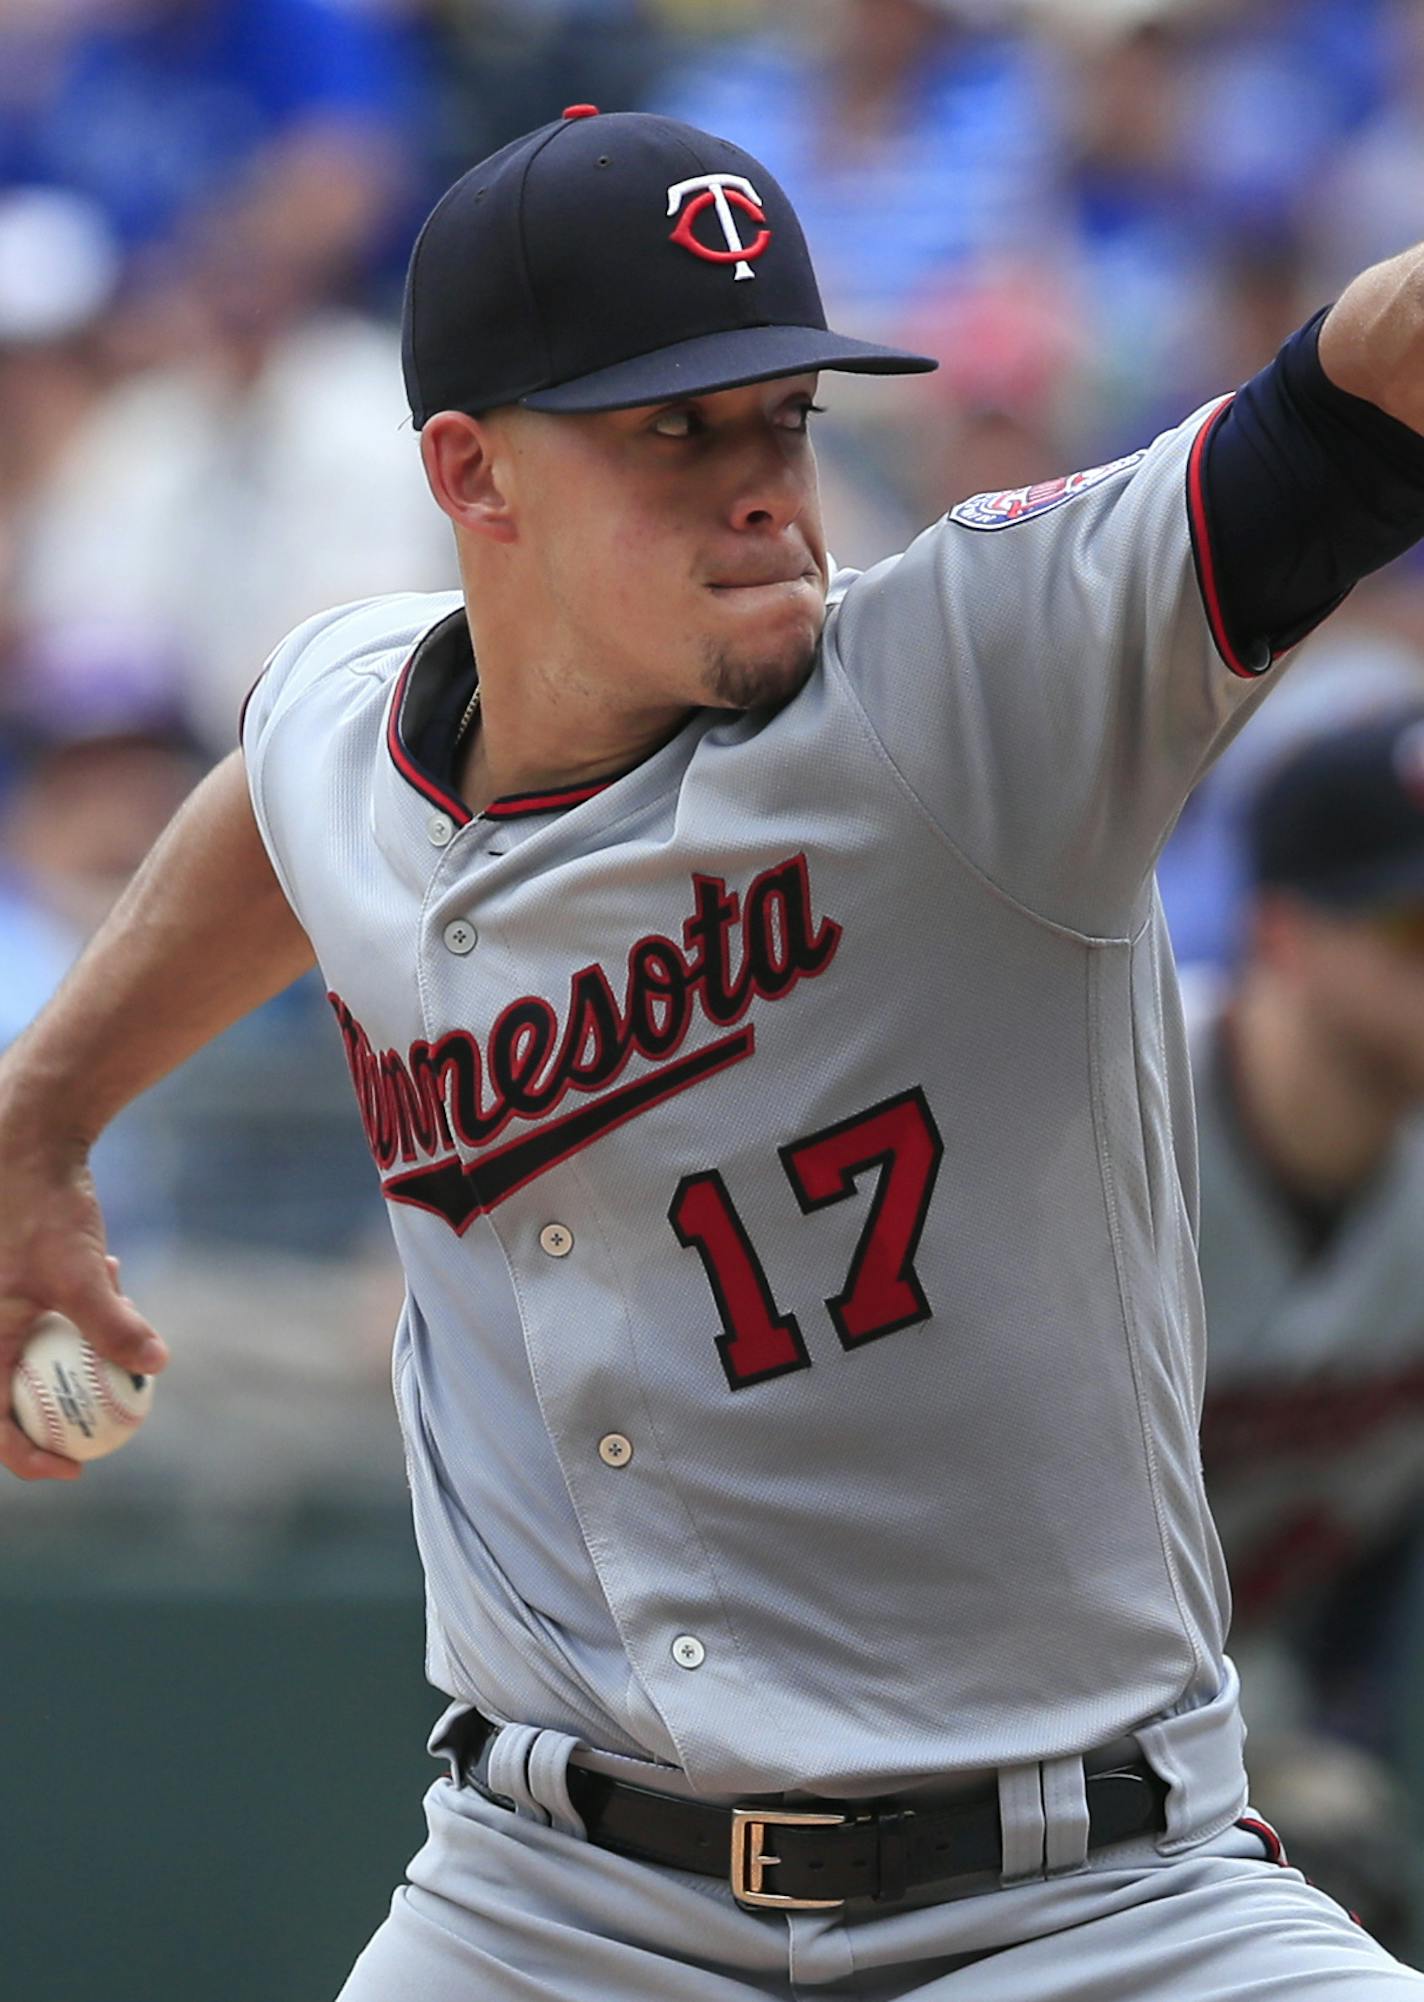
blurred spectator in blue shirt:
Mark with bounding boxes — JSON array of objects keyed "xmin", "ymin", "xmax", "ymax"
[
  {"xmin": 0, "ymin": 627, "xmax": 384, "ymax": 1257},
  {"xmin": 0, "ymin": 186, "xmax": 122, "ymax": 652},
  {"xmin": 0, "ymin": 160, "xmax": 452, "ymax": 760},
  {"xmin": 0, "ymin": 631, "xmax": 203, "ymax": 1244}
]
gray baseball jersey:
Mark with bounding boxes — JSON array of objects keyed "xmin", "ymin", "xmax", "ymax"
[
  {"xmin": 242, "ymin": 397, "xmax": 1270, "ymax": 1807},
  {"xmin": 1187, "ymin": 976, "xmax": 1424, "ymax": 1628}
]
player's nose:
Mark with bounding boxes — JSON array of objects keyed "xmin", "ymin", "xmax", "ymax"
[{"xmin": 724, "ymin": 435, "xmax": 813, "ymax": 536}]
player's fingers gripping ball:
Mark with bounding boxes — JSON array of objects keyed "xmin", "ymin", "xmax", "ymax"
[{"xmin": 10, "ymin": 1312, "xmax": 155, "ymax": 1462}]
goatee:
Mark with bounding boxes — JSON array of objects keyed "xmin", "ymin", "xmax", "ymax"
[{"xmin": 700, "ymin": 636, "xmax": 821, "ymax": 712}]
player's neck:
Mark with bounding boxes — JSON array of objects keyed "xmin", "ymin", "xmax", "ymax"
[
  {"xmin": 1226, "ymin": 974, "xmax": 1402, "ymax": 1205},
  {"xmin": 453, "ymin": 618, "xmax": 694, "ymax": 818}
]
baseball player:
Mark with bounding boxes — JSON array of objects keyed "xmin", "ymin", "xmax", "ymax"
[{"xmin": 5, "ymin": 105, "xmax": 1424, "ymax": 1998}]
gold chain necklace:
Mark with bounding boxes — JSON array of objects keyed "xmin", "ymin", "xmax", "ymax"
[{"xmin": 454, "ymin": 682, "xmax": 481, "ymax": 753}]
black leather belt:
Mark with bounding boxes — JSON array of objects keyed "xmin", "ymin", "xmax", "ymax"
[{"xmin": 448, "ymin": 1711, "xmax": 1168, "ymax": 1910}]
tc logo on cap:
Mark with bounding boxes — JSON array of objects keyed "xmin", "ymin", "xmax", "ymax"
[{"xmin": 667, "ymin": 174, "xmax": 771, "ymax": 281}]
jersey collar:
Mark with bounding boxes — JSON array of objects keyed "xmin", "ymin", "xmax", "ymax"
[{"xmin": 387, "ymin": 607, "xmax": 639, "ymax": 823}]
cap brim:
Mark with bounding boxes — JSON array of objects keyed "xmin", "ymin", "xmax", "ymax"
[{"xmin": 520, "ymin": 323, "xmax": 938, "ymax": 413}]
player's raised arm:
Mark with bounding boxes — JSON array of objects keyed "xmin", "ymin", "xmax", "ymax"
[
  {"xmin": 1318, "ymin": 240, "xmax": 1424, "ymax": 436},
  {"xmin": 0, "ymin": 747, "xmax": 315, "ymax": 1482}
]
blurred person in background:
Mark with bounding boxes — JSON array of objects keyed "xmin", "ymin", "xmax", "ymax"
[
  {"xmin": 3, "ymin": 173, "xmax": 455, "ymax": 757},
  {"xmin": 1183, "ymin": 707, "xmax": 1424, "ymax": 1948},
  {"xmin": 0, "ymin": 625, "xmax": 397, "ymax": 1530},
  {"xmin": 0, "ymin": 643, "xmax": 399, "ymax": 1520},
  {"xmin": 1036, "ymin": 0, "xmax": 1333, "ymax": 451},
  {"xmin": 1039, "ymin": 0, "xmax": 1217, "ymax": 449},
  {"xmin": 0, "ymin": 0, "xmax": 453, "ymax": 754},
  {"xmin": 0, "ymin": 633, "xmax": 202, "ymax": 1217},
  {"xmin": 0, "ymin": 649, "xmax": 197, "ymax": 943},
  {"xmin": 0, "ymin": 185, "xmax": 121, "ymax": 652},
  {"xmin": 11, "ymin": 281, "xmax": 457, "ymax": 753},
  {"xmin": 1187, "ymin": 709, "xmax": 1424, "ymax": 1754},
  {"xmin": 0, "ymin": 623, "xmax": 385, "ymax": 1257},
  {"xmin": 0, "ymin": 631, "xmax": 203, "ymax": 1246}
]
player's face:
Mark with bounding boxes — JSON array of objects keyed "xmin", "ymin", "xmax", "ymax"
[
  {"xmin": 499, "ymin": 375, "xmax": 830, "ymax": 714},
  {"xmin": 1296, "ymin": 904, "xmax": 1424, "ymax": 1099}
]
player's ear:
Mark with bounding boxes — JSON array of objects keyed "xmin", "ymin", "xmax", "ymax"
[{"xmin": 419, "ymin": 410, "xmax": 517, "ymax": 544}]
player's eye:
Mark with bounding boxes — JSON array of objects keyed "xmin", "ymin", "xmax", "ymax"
[
  {"xmin": 649, "ymin": 400, "xmax": 826, "ymax": 440},
  {"xmin": 651, "ymin": 406, "xmax": 702, "ymax": 439}
]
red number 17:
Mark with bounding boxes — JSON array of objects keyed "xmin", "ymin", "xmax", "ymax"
[{"xmin": 668, "ymin": 1087, "xmax": 943, "ymax": 1390}]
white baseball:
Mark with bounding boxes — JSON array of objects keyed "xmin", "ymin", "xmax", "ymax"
[{"xmin": 11, "ymin": 1312, "xmax": 155, "ymax": 1462}]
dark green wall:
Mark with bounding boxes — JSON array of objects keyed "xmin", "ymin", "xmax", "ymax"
[{"xmin": 0, "ymin": 1525, "xmax": 436, "ymax": 2002}]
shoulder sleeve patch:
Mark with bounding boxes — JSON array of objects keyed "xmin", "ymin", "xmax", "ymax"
[{"xmin": 947, "ymin": 451, "xmax": 1146, "ymax": 531}]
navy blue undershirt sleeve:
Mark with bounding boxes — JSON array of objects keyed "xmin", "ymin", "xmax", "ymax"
[{"xmin": 1195, "ymin": 305, "xmax": 1424, "ymax": 674}]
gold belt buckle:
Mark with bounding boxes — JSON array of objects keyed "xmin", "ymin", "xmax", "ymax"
[{"xmin": 729, "ymin": 1807, "xmax": 846, "ymax": 1910}]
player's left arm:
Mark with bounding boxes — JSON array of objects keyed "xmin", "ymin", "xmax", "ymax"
[
  {"xmin": 1194, "ymin": 250, "xmax": 1424, "ymax": 681},
  {"xmin": 1318, "ymin": 242, "xmax": 1424, "ymax": 437}
]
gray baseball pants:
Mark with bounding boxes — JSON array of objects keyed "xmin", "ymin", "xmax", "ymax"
[{"xmin": 336, "ymin": 1723, "xmax": 1423, "ymax": 2000}]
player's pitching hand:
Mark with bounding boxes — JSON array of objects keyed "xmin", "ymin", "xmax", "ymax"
[{"xmin": 0, "ymin": 1129, "xmax": 168, "ymax": 1482}]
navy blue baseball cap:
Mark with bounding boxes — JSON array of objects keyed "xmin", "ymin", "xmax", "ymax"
[
  {"xmin": 1247, "ymin": 706, "xmax": 1424, "ymax": 909},
  {"xmin": 402, "ymin": 105, "xmax": 938, "ymax": 423}
]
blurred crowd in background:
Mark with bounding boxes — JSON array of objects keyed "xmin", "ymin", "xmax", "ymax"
[{"xmin": 6, "ymin": 0, "xmax": 1424, "ymax": 1946}]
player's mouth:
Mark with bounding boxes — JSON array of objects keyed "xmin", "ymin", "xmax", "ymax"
[{"xmin": 705, "ymin": 568, "xmax": 821, "ymax": 595}]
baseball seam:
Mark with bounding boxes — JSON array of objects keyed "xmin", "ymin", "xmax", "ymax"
[
  {"xmin": 15, "ymin": 1361, "xmax": 66, "ymax": 1456},
  {"xmin": 80, "ymin": 1346, "xmax": 143, "ymax": 1428}
]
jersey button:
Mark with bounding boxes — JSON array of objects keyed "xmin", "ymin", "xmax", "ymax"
[
  {"xmin": 539, "ymin": 1223, "xmax": 574, "ymax": 1258},
  {"xmin": 426, "ymin": 811, "xmax": 455, "ymax": 847},
  {"xmin": 671, "ymin": 1635, "xmax": 705, "ymax": 1670},
  {"xmin": 442, "ymin": 919, "xmax": 478, "ymax": 955},
  {"xmin": 598, "ymin": 1433, "xmax": 632, "ymax": 1467}
]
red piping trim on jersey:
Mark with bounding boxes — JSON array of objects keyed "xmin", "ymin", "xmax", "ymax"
[
  {"xmin": 1187, "ymin": 395, "xmax": 1264, "ymax": 680},
  {"xmin": 386, "ymin": 652, "xmax": 474, "ymax": 827},
  {"xmin": 482, "ymin": 773, "xmax": 631, "ymax": 819},
  {"xmin": 385, "ymin": 651, "xmax": 632, "ymax": 823},
  {"xmin": 1237, "ymin": 1815, "xmax": 1288, "ymax": 1866}
]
